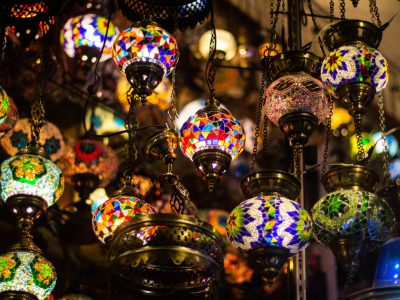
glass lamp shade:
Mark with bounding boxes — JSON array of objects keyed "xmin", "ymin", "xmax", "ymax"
[
  {"xmin": 0, "ymin": 250, "xmax": 56, "ymax": 299},
  {"xmin": 59, "ymin": 139, "xmax": 118, "ymax": 187},
  {"xmin": 92, "ymin": 195, "xmax": 155, "ymax": 243},
  {"xmin": 374, "ymin": 238, "xmax": 400, "ymax": 287},
  {"xmin": 116, "ymin": 76, "xmax": 172, "ymax": 112},
  {"xmin": 0, "ymin": 153, "xmax": 64, "ymax": 207},
  {"xmin": 179, "ymin": 107, "xmax": 245, "ymax": 160},
  {"xmin": 390, "ymin": 159, "xmax": 400, "ymax": 182},
  {"xmin": 226, "ymin": 195, "xmax": 313, "ymax": 254},
  {"xmin": 321, "ymin": 44, "xmax": 388, "ymax": 92},
  {"xmin": 0, "ymin": 87, "xmax": 18, "ymax": 138},
  {"xmin": 311, "ymin": 190, "xmax": 393, "ymax": 247},
  {"xmin": 112, "ymin": 22, "xmax": 179, "ymax": 76},
  {"xmin": 61, "ymin": 14, "xmax": 119, "ymax": 63},
  {"xmin": 1, "ymin": 118, "xmax": 65, "ymax": 162},
  {"xmin": 199, "ymin": 209, "xmax": 229, "ymax": 237},
  {"xmin": 263, "ymin": 73, "xmax": 330, "ymax": 126},
  {"xmin": 198, "ymin": 29, "xmax": 237, "ymax": 61},
  {"xmin": 349, "ymin": 132, "xmax": 374, "ymax": 160},
  {"xmin": 372, "ymin": 132, "xmax": 399, "ymax": 158},
  {"xmin": 331, "ymin": 106, "xmax": 352, "ymax": 131}
]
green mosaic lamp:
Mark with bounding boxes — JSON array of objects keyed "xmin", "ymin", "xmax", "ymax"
[{"xmin": 312, "ymin": 165, "xmax": 393, "ymax": 275}]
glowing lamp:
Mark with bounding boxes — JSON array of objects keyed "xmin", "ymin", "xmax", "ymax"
[
  {"xmin": 258, "ymin": 42, "xmax": 282, "ymax": 58},
  {"xmin": 0, "ymin": 250, "xmax": 56, "ymax": 299},
  {"xmin": 199, "ymin": 29, "xmax": 237, "ymax": 61},
  {"xmin": 263, "ymin": 73, "xmax": 330, "ymax": 126},
  {"xmin": 112, "ymin": 22, "xmax": 178, "ymax": 102},
  {"xmin": 374, "ymin": 238, "xmax": 400, "ymax": 287},
  {"xmin": 0, "ymin": 87, "xmax": 18, "ymax": 138},
  {"xmin": 61, "ymin": 14, "xmax": 119, "ymax": 63},
  {"xmin": 179, "ymin": 104, "xmax": 245, "ymax": 190},
  {"xmin": 1, "ymin": 118, "xmax": 65, "ymax": 162},
  {"xmin": 92, "ymin": 195, "xmax": 155, "ymax": 243}
]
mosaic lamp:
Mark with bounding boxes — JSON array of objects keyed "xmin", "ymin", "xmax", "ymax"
[
  {"xmin": 374, "ymin": 237, "xmax": 400, "ymax": 287},
  {"xmin": 112, "ymin": 21, "xmax": 179, "ymax": 104},
  {"xmin": 59, "ymin": 138, "xmax": 118, "ymax": 199},
  {"xmin": 321, "ymin": 20, "xmax": 388, "ymax": 115},
  {"xmin": 312, "ymin": 165, "xmax": 393, "ymax": 274},
  {"xmin": 0, "ymin": 87, "xmax": 18, "ymax": 139},
  {"xmin": 61, "ymin": 14, "xmax": 119, "ymax": 64},
  {"xmin": 1, "ymin": 118, "xmax": 65, "ymax": 162},
  {"xmin": 226, "ymin": 170, "xmax": 313, "ymax": 284},
  {"xmin": 180, "ymin": 103, "xmax": 245, "ymax": 191}
]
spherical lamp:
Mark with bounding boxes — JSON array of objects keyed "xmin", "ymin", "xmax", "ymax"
[
  {"xmin": 112, "ymin": 22, "xmax": 179, "ymax": 103},
  {"xmin": 0, "ymin": 250, "xmax": 56, "ymax": 300},
  {"xmin": 180, "ymin": 104, "xmax": 245, "ymax": 191},
  {"xmin": 61, "ymin": 14, "xmax": 119, "ymax": 64},
  {"xmin": 0, "ymin": 87, "xmax": 18, "ymax": 138},
  {"xmin": 199, "ymin": 29, "xmax": 237, "ymax": 61}
]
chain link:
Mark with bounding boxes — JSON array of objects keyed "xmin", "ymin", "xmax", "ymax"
[
  {"xmin": 124, "ymin": 87, "xmax": 139, "ymax": 162},
  {"xmin": 306, "ymin": 0, "xmax": 326, "ymax": 57},
  {"xmin": 369, "ymin": 0, "xmax": 382, "ymax": 27},
  {"xmin": 262, "ymin": 113, "xmax": 269, "ymax": 168},
  {"xmin": 329, "ymin": 0, "xmax": 334, "ymax": 22},
  {"xmin": 354, "ymin": 112, "xmax": 366, "ymax": 163},
  {"xmin": 167, "ymin": 70, "xmax": 178, "ymax": 128},
  {"xmin": 339, "ymin": 0, "xmax": 346, "ymax": 19},
  {"xmin": 322, "ymin": 95, "xmax": 334, "ymax": 175},
  {"xmin": 377, "ymin": 92, "xmax": 391, "ymax": 183}
]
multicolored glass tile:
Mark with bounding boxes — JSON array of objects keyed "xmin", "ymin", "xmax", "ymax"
[
  {"xmin": 61, "ymin": 14, "xmax": 119, "ymax": 63},
  {"xmin": 199, "ymin": 209, "xmax": 230, "ymax": 237},
  {"xmin": 312, "ymin": 190, "xmax": 393, "ymax": 246},
  {"xmin": 112, "ymin": 23, "xmax": 179, "ymax": 75},
  {"xmin": 321, "ymin": 44, "xmax": 388, "ymax": 92},
  {"xmin": 0, "ymin": 87, "xmax": 18, "ymax": 138},
  {"xmin": 263, "ymin": 73, "xmax": 330, "ymax": 126},
  {"xmin": 58, "ymin": 139, "xmax": 118, "ymax": 187},
  {"xmin": 92, "ymin": 195, "xmax": 155, "ymax": 243},
  {"xmin": 1, "ymin": 118, "xmax": 65, "ymax": 162},
  {"xmin": 0, "ymin": 153, "xmax": 64, "ymax": 207},
  {"xmin": 180, "ymin": 108, "xmax": 245, "ymax": 160},
  {"xmin": 226, "ymin": 195, "xmax": 313, "ymax": 254},
  {"xmin": 0, "ymin": 250, "xmax": 56, "ymax": 299}
]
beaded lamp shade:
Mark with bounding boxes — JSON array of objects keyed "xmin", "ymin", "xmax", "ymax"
[
  {"xmin": 0, "ymin": 153, "xmax": 64, "ymax": 207},
  {"xmin": 180, "ymin": 107, "xmax": 245, "ymax": 160},
  {"xmin": 0, "ymin": 87, "xmax": 18, "ymax": 139},
  {"xmin": 116, "ymin": 0, "xmax": 211, "ymax": 31},
  {"xmin": 0, "ymin": 250, "xmax": 56, "ymax": 299},
  {"xmin": 92, "ymin": 195, "xmax": 155, "ymax": 243},
  {"xmin": 312, "ymin": 190, "xmax": 393, "ymax": 247},
  {"xmin": 263, "ymin": 73, "xmax": 330, "ymax": 126},
  {"xmin": 59, "ymin": 139, "xmax": 118, "ymax": 188},
  {"xmin": 321, "ymin": 44, "xmax": 388, "ymax": 92},
  {"xmin": 61, "ymin": 14, "xmax": 119, "ymax": 63},
  {"xmin": 1, "ymin": 118, "xmax": 65, "ymax": 162},
  {"xmin": 226, "ymin": 195, "xmax": 313, "ymax": 254}
]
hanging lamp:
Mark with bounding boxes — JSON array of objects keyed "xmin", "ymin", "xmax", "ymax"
[{"xmin": 0, "ymin": 87, "xmax": 18, "ymax": 138}]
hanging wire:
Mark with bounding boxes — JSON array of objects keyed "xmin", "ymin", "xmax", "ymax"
[{"xmin": 205, "ymin": 2, "xmax": 218, "ymax": 106}]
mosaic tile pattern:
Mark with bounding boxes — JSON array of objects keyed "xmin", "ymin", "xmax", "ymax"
[
  {"xmin": 61, "ymin": 14, "xmax": 119, "ymax": 62},
  {"xmin": 1, "ymin": 118, "xmax": 65, "ymax": 162},
  {"xmin": 180, "ymin": 108, "xmax": 245, "ymax": 160},
  {"xmin": 0, "ymin": 154, "xmax": 64, "ymax": 207},
  {"xmin": 199, "ymin": 209, "xmax": 230, "ymax": 237},
  {"xmin": 312, "ymin": 190, "xmax": 393, "ymax": 246},
  {"xmin": 92, "ymin": 195, "xmax": 155, "ymax": 243},
  {"xmin": 321, "ymin": 44, "xmax": 388, "ymax": 92},
  {"xmin": 0, "ymin": 250, "xmax": 56, "ymax": 299},
  {"xmin": 58, "ymin": 139, "xmax": 118, "ymax": 187},
  {"xmin": 226, "ymin": 195, "xmax": 313, "ymax": 254},
  {"xmin": 263, "ymin": 73, "xmax": 330, "ymax": 126},
  {"xmin": 0, "ymin": 87, "xmax": 18, "ymax": 138},
  {"xmin": 113, "ymin": 23, "xmax": 178, "ymax": 75}
]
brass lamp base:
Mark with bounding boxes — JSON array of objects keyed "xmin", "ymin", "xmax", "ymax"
[
  {"xmin": 321, "ymin": 165, "xmax": 379, "ymax": 193},
  {"xmin": 247, "ymin": 246, "xmax": 291, "ymax": 286},
  {"xmin": 0, "ymin": 291, "xmax": 38, "ymax": 300},
  {"xmin": 336, "ymin": 82, "xmax": 376, "ymax": 115},
  {"xmin": 345, "ymin": 286, "xmax": 400, "ymax": 300},
  {"xmin": 278, "ymin": 111, "xmax": 318, "ymax": 146},
  {"xmin": 192, "ymin": 149, "xmax": 232, "ymax": 192},
  {"xmin": 241, "ymin": 170, "xmax": 300, "ymax": 200},
  {"xmin": 142, "ymin": 128, "xmax": 179, "ymax": 164},
  {"xmin": 125, "ymin": 62, "xmax": 164, "ymax": 104},
  {"xmin": 109, "ymin": 213, "xmax": 223, "ymax": 296},
  {"xmin": 329, "ymin": 238, "xmax": 362, "ymax": 275},
  {"xmin": 6, "ymin": 195, "xmax": 47, "ymax": 220}
]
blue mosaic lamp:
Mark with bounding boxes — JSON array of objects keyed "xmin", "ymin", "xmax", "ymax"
[
  {"xmin": 374, "ymin": 238, "xmax": 400, "ymax": 287},
  {"xmin": 226, "ymin": 170, "xmax": 312, "ymax": 284}
]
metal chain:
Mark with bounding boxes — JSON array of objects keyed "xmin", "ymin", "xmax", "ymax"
[
  {"xmin": 262, "ymin": 113, "xmax": 269, "ymax": 168},
  {"xmin": 378, "ymin": 92, "xmax": 391, "ymax": 183},
  {"xmin": 354, "ymin": 112, "xmax": 366, "ymax": 163},
  {"xmin": 167, "ymin": 70, "xmax": 178, "ymax": 129},
  {"xmin": 369, "ymin": 0, "xmax": 382, "ymax": 27},
  {"xmin": 306, "ymin": 0, "xmax": 326, "ymax": 57},
  {"xmin": 293, "ymin": 145, "xmax": 301, "ymax": 179},
  {"xmin": 322, "ymin": 96, "xmax": 334, "ymax": 175},
  {"xmin": 205, "ymin": 2, "xmax": 217, "ymax": 105},
  {"xmin": 339, "ymin": 0, "xmax": 346, "ymax": 19},
  {"xmin": 329, "ymin": 0, "xmax": 334, "ymax": 22},
  {"xmin": 124, "ymin": 87, "xmax": 139, "ymax": 162}
]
